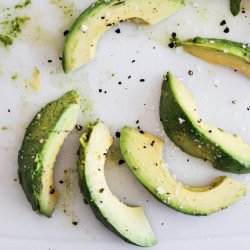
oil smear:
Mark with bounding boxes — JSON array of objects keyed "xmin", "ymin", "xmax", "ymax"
[{"xmin": 57, "ymin": 168, "xmax": 79, "ymax": 225}]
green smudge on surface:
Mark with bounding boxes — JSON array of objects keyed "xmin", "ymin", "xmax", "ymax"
[
  {"xmin": 0, "ymin": 34, "xmax": 13, "ymax": 46},
  {"xmin": 10, "ymin": 16, "xmax": 30, "ymax": 37},
  {"xmin": 107, "ymin": 145, "xmax": 123, "ymax": 166},
  {"xmin": 57, "ymin": 168, "xmax": 79, "ymax": 224},
  {"xmin": 11, "ymin": 73, "xmax": 18, "ymax": 80},
  {"xmin": 82, "ymin": 98, "xmax": 93, "ymax": 114},
  {"xmin": 50, "ymin": 0, "xmax": 75, "ymax": 16},
  {"xmin": 15, "ymin": 0, "xmax": 32, "ymax": 9},
  {"xmin": 1, "ymin": 126, "xmax": 8, "ymax": 131},
  {"xmin": 0, "ymin": 1, "xmax": 31, "ymax": 47}
]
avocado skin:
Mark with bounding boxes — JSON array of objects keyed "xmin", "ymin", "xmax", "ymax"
[
  {"xmin": 230, "ymin": 0, "xmax": 241, "ymax": 16},
  {"xmin": 18, "ymin": 90, "xmax": 80, "ymax": 215},
  {"xmin": 77, "ymin": 126, "xmax": 143, "ymax": 246},
  {"xmin": 159, "ymin": 72, "xmax": 250, "ymax": 174}
]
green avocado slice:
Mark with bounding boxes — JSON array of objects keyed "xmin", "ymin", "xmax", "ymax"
[
  {"xmin": 63, "ymin": 0, "xmax": 185, "ymax": 73},
  {"xmin": 18, "ymin": 90, "xmax": 80, "ymax": 217},
  {"xmin": 160, "ymin": 72, "xmax": 250, "ymax": 173},
  {"xmin": 174, "ymin": 37, "xmax": 250, "ymax": 77},
  {"xmin": 230, "ymin": 0, "xmax": 241, "ymax": 16},
  {"xmin": 120, "ymin": 126, "xmax": 247, "ymax": 215},
  {"xmin": 77, "ymin": 122, "xmax": 157, "ymax": 247}
]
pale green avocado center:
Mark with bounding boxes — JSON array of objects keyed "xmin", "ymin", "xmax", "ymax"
[
  {"xmin": 77, "ymin": 122, "xmax": 157, "ymax": 246},
  {"xmin": 120, "ymin": 126, "xmax": 247, "ymax": 215}
]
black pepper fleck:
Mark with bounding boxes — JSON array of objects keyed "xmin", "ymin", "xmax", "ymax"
[
  {"xmin": 188, "ymin": 70, "xmax": 193, "ymax": 76},
  {"xmin": 118, "ymin": 159, "xmax": 125, "ymax": 165},
  {"xmin": 220, "ymin": 20, "xmax": 226, "ymax": 26},
  {"xmin": 115, "ymin": 28, "xmax": 121, "ymax": 33},
  {"xmin": 168, "ymin": 42, "xmax": 175, "ymax": 48},
  {"xmin": 72, "ymin": 221, "xmax": 78, "ymax": 226},
  {"xmin": 115, "ymin": 132, "xmax": 120, "ymax": 138},
  {"xmin": 171, "ymin": 32, "xmax": 177, "ymax": 39},
  {"xmin": 63, "ymin": 30, "xmax": 69, "ymax": 36},
  {"xmin": 50, "ymin": 188, "xmax": 55, "ymax": 194},
  {"xmin": 140, "ymin": 79, "xmax": 145, "ymax": 82},
  {"xmin": 224, "ymin": 27, "xmax": 230, "ymax": 33},
  {"xmin": 75, "ymin": 124, "xmax": 83, "ymax": 131}
]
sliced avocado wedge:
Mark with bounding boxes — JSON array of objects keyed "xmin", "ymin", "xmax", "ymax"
[
  {"xmin": 63, "ymin": 0, "xmax": 185, "ymax": 73},
  {"xmin": 174, "ymin": 37, "xmax": 250, "ymax": 77},
  {"xmin": 160, "ymin": 72, "xmax": 250, "ymax": 173},
  {"xmin": 77, "ymin": 122, "xmax": 157, "ymax": 247},
  {"xmin": 230, "ymin": 0, "xmax": 241, "ymax": 16},
  {"xmin": 18, "ymin": 90, "xmax": 80, "ymax": 217},
  {"xmin": 120, "ymin": 127, "xmax": 247, "ymax": 215}
]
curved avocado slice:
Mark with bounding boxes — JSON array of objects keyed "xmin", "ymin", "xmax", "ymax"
[
  {"xmin": 230, "ymin": 0, "xmax": 241, "ymax": 16},
  {"xmin": 174, "ymin": 37, "xmax": 250, "ymax": 77},
  {"xmin": 77, "ymin": 122, "xmax": 157, "ymax": 247},
  {"xmin": 18, "ymin": 90, "xmax": 80, "ymax": 217},
  {"xmin": 63, "ymin": 0, "xmax": 185, "ymax": 73},
  {"xmin": 120, "ymin": 126, "xmax": 247, "ymax": 215},
  {"xmin": 160, "ymin": 72, "xmax": 250, "ymax": 173}
]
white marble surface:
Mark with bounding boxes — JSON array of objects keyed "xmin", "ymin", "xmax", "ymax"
[{"xmin": 0, "ymin": 0, "xmax": 249, "ymax": 249}]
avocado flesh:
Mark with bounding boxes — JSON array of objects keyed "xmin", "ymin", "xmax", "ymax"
[
  {"xmin": 63, "ymin": 0, "xmax": 185, "ymax": 72},
  {"xmin": 160, "ymin": 72, "xmax": 250, "ymax": 173},
  {"xmin": 78, "ymin": 122, "xmax": 157, "ymax": 247},
  {"xmin": 175, "ymin": 37, "xmax": 250, "ymax": 77},
  {"xmin": 120, "ymin": 127, "xmax": 247, "ymax": 215},
  {"xmin": 18, "ymin": 90, "xmax": 80, "ymax": 217}
]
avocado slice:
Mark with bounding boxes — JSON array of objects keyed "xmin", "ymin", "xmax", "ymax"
[
  {"xmin": 77, "ymin": 122, "xmax": 157, "ymax": 246},
  {"xmin": 174, "ymin": 37, "xmax": 250, "ymax": 77},
  {"xmin": 230, "ymin": 0, "xmax": 241, "ymax": 16},
  {"xmin": 18, "ymin": 90, "xmax": 80, "ymax": 217},
  {"xmin": 63, "ymin": 0, "xmax": 185, "ymax": 73},
  {"xmin": 160, "ymin": 72, "xmax": 250, "ymax": 173},
  {"xmin": 120, "ymin": 126, "xmax": 247, "ymax": 215}
]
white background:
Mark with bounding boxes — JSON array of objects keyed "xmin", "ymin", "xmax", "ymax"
[{"xmin": 0, "ymin": 0, "xmax": 249, "ymax": 249}]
